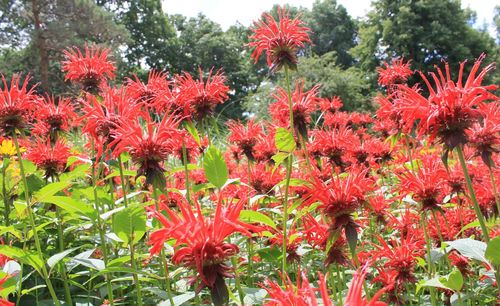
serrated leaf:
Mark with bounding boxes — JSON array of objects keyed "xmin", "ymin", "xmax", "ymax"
[
  {"xmin": 239, "ymin": 210, "xmax": 276, "ymax": 229},
  {"xmin": 275, "ymin": 128, "xmax": 296, "ymax": 153},
  {"xmin": 112, "ymin": 204, "xmax": 147, "ymax": 244},
  {"xmin": 203, "ymin": 146, "xmax": 228, "ymax": 189},
  {"xmin": 33, "ymin": 181, "xmax": 72, "ymax": 203}
]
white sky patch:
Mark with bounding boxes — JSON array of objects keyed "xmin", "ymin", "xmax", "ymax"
[{"xmin": 161, "ymin": 0, "xmax": 498, "ymax": 37}]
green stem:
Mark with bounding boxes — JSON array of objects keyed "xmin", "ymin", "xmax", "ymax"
[
  {"xmin": 152, "ymin": 187, "xmax": 174, "ymax": 306},
  {"xmin": 280, "ymin": 65, "xmax": 295, "ymax": 277},
  {"xmin": 420, "ymin": 211, "xmax": 437, "ymax": 306},
  {"xmin": 12, "ymin": 132, "xmax": 61, "ymax": 306},
  {"xmin": 90, "ymin": 149, "xmax": 115, "ymax": 306},
  {"xmin": 129, "ymin": 237, "xmax": 143, "ymax": 306},
  {"xmin": 55, "ymin": 206, "xmax": 73, "ymax": 306},
  {"xmin": 182, "ymin": 140, "xmax": 192, "ymax": 204},
  {"xmin": 2, "ymin": 162, "xmax": 10, "ymax": 228},
  {"xmin": 231, "ymin": 256, "xmax": 245, "ymax": 305},
  {"xmin": 117, "ymin": 155, "xmax": 129, "ymax": 208},
  {"xmin": 455, "ymin": 145, "xmax": 489, "ymax": 242}
]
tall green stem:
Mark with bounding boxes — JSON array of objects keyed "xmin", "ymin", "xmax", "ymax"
[
  {"xmin": 12, "ymin": 132, "xmax": 61, "ymax": 306},
  {"xmin": 182, "ymin": 140, "xmax": 192, "ymax": 204},
  {"xmin": 2, "ymin": 162, "xmax": 10, "ymax": 228},
  {"xmin": 486, "ymin": 160, "xmax": 500, "ymax": 215},
  {"xmin": 455, "ymin": 145, "xmax": 489, "ymax": 242},
  {"xmin": 280, "ymin": 65, "xmax": 294, "ymax": 276},
  {"xmin": 90, "ymin": 149, "xmax": 115, "ymax": 306},
  {"xmin": 55, "ymin": 205, "xmax": 73, "ymax": 306}
]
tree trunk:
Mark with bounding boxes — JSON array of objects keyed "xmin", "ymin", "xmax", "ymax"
[{"xmin": 32, "ymin": 0, "xmax": 49, "ymax": 92}]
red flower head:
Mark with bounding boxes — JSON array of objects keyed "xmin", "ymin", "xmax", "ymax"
[
  {"xmin": 0, "ymin": 74, "xmax": 37, "ymax": 135},
  {"xmin": 398, "ymin": 155, "xmax": 447, "ymax": 211},
  {"xmin": 367, "ymin": 195, "xmax": 391, "ymax": 224},
  {"xmin": 33, "ymin": 95, "xmax": 77, "ymax": 140},
  {"xmin": 305, "ymin": 167, "xmax": 372, "ymax": 233},
  {"xmin": 268, "ymin": 226, "xmax": 303, "ymax": 263},
  {"xmin": 302, "ymin": 214, "xmax": 350, "ymax": 267},
  {"xmin": 171, "ymin": 131, "xmax": 207, "ymax": 164},
  {"xmin": 467, "ymin": 103, "xmax": 500, "ymax": 167},
  {"xmin": 345, "ymin": 262, "xmax": 392, "ymax": 306},
  {"xmin": 428, "ymin": 208, "xmax": 478, "ymax": 244},
  {"xmin": 227, "ymin": 119, "xmax": 264, "ymax": 161},
  {"xmin": 374, "ymin": 235, "xmax": 425, "ymax": 288},
  {"xmin": 249, "ymin": 7, "xmax": 311, "ymax": 72},
  {"xmin": 81, "ymin": 87, "xmax": 142, "ymax": 148},
  {"xmin": 175, "ymin": 68, "xmax": 229, "ymax": 121},
  {"xmin": 26, "ymin": 139, "xmax": 72, "ymax": 178},
  {"xmin": 393, "ymin": 54, "xmax": 498, "ymax": 151},
  {"xmin": 248, "ymin": 162, "xmax": 283, "ymax": 195},
  {"xmin": 111, "ymin": 113, "xmax": 182, "ymax": 188},
  {"xmin": 62, "ymin": 45, "xmax": 115, "ymax": 93},
  {"xmin": 262, "ymin": 271, "xmax": 325, "ymax": 306},
  {"xmin": 126, "ymin": 70, "xmax": 173, "ymax": 110},
  {"xmin": 149, "ymin": 197, "xmax": 256, "ymax": 291},
  {"xmin": 270, "ymin": 81, "xmax": 319, "ymax": 139},
  {"xmin": 318, "ymin": 96, "xmax": 343, "ymax": 114},
  {"xmin": 309, "ymin": 126, "xmax": 357, "ymax": 170},
  {"xmin": 254, "ymin": 127, "xmax": 277, "ymax": 163},
  {"xmin": 377, "ymin": 58, "xmax": 413, "ymax": 87}
]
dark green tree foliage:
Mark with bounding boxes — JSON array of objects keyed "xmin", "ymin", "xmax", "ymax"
[
  {"xmin": 0, "ymin": 0, "xmax": 128, "ymax": 93},
  {"xmin": 306, "ymin": 0, "xmax": 357, "ymax": 66},
  {"xmin": 352, "ymin": 0, "xmax": 497, "ymax": 76}
]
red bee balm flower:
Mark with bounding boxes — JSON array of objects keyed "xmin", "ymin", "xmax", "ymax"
[
  {"xmin": 175, "ymin": 69, "xmax": 229, "ymax": 121},
  {"xmin": 26, "ymin": 139, "xmax": 72, "ymax": 178},
  {"xmin": 0, "ymin": 74, "xmax": 37, "ymax": 135},
  {"xmin": 111, "ymin": 114, "xmax": 182, "ymax": 188},
  {"xmin": 227, "ymin": 119, "xmax": 264, "ymax": 161},
  {"xmin": 33, "ymin": 96, "xmax": 77, "ymax": 140},
  {"xmin": 149, "ymin": 197, "xmax": 255, "ymax": 293},
  {"xmin": 394, "ymin": 54, "xmax": 498, "ymax": 150},
  {"xmin": 270, "ymin": 81, "xmax": 319, "ymax": 138},
  {"xmin": 377, "ymin": 58, "xmax": 413, "ymax": 87},
  {"xmin": 263, "ymin": 271, "xmax": 327, "ymax": 306},
  {"xmin": 249, "ymin": 7, "xmax": 311, "ymax": 72},
  {"xmin": 345, "ymin": 262, "xmax": 392, "ymax": 306},
  {"xmin": 126, "ymin": 70, "xmax": 173, "ymax": 109},
  {"xmin": 62, "ymin": 45, "xmax": 116, "ymax": 92}
]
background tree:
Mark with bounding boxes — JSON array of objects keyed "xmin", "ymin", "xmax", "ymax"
[
  {"xmin": 352, "ymin": 0, "xmax": 498, "ymax": 78},
  {"xmin": 305, "ymin": 0, "xmax": 357, "ymax": 67}
]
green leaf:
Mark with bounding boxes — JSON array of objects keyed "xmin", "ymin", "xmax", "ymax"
[
  {"xmin": 184, "ymin": 121, "xmax": 201, "ymax": 145},
  {"xmin": 47, "ymin": 247, "xmax": 81, "ymax": 269},
  {"xmin": 41, "ymin": 196, "xmax": 95, "ymax": 219},
  {"xmin": 485, "ymin": 236, "xmax": 500, "ymax": 266},
  {"xmin": 0, "ymin": 245, "xmax": 44, "ymax": 274},
  {"xmin": 239, "ymin": 210, "xmax": 276, "ymax": 229},
  {"xmin": 275, "ymin": 128, "xmax": 296, "ymax": 153},
  {"xmin": 158, "ymin": 292, "xmax": 196, "ymax": 306},
  {"xmin": 33, "ymin": 181, "xmax": 72, "ymax": 203},
  {"xmin": 440, "ymin": 269, "xmax": 463, "ymax": 292},
  {"xmin": 271, "ymin": 152, "xmax": 289, "ymax": 173},
  {"xmin": 112, "ymin": 204, "xmax": 147, "ymax": 244},
  {"xmin": 203, "ymin": 146, "xmax": 228, "ymax": 189},
  {"xmin": 446, "ymin": 238, "xmax": 488, "ymax": 264},
  {"xmin": 103, "ymin": 169, "xmax": 137, "ymax": 180}
]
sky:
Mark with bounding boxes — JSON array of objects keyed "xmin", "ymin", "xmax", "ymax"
[{"xmin": 161, "ymin": 0, "xmax": 498, "ymax": 37}]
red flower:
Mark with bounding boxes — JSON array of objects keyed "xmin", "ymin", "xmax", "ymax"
[
  {"xmin": 318, "ymin": 96, "xmax": 343, "ymax": 113},
  {"xmin": 33, "ymin": 96, "xmax": 77, "ymax": 140},
  {"xmin": 227, "ymin": 119, "xmax": 264, "ymax": 161},
  {"xmin": 0, "ymin": 74, "xmax": 37, "ymax": 135},
  {"xmin": 170, "ymin": 131, "xmax": 207, "ymax": 164},
  {"xmin": 309, "ymin": 126, "xmax": 357, "ymax": 170},
  {"xmin": 249, "ymin": 7, "xmax": 311, "ymax": 72},
  {"xmin": 248, "ymin": 162, "xmax": 283, "ymax": 195},
  {"xmin": 81, "ymin": 87, "xmax": 141, "ymax": 147},
  {"xmin": 374, "ymin": 235, "xmax": 425, "ymax": 287},
  {"xmin": 269, "ymin": 81, "xmax": 319, "ymax": 138},
  {"xmin": 26, "ymin": 139, "xmax": 72, "ymax": 178},
  {"xmin": 254, "ymin": 128, "xmax": 277, "ymax": 163},
  {"xmin": 467, "ymin": 103, "xmax": 500, "ymax": 167},
  {"xmin": 398, "ymin": 155, "xmax": 447, "ymax": 211},
  {"xmin": 305, "ymin": 167, "xmax": 372, "ymax": 232},
  {"xmin": 262, "ymin": 271, "xmax": 324, "ymax": 306},
  {"xmin": 149, "ymin": 197, "xmax": 255, "ymax": 290},
  {"xmin": 377, "ymin": 58, "xmax": 413, "ymax": 87},
  {"xmin": 175, "ymin": 68, "xmax": 229, "ymax": 121},
  {"xmin": 126, "ymin": 70, "xmax": 173, "ymax": 110},
  {"xmin": 62, "ymin": 45, "xmax": 115, "ymax": 92},
  {"xmin": 367, "ymin": 195, "xmax": 391, "ymax": 224},
  {"xmin": 428, "ymin": 207, "xmax": 478, "ymax": 243},
  {"xmin": 111, "ymin": 113, "xmax": 182, "ymax": 188},
  {"xmin": 302, "ymin": 214, "xmax": 349, "ymax": 266},
  {"xmin": 393, "ymin": 54, "xmax": 498, "ymax": 150},
  {"xmin": 345, "ymin": 262, "xmax": 392, "ymax": 306}
]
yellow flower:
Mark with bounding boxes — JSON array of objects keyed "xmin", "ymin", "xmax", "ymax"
[{"xmin": 0, "ymin": 139, "xmax": 18, "ymax": 158}]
